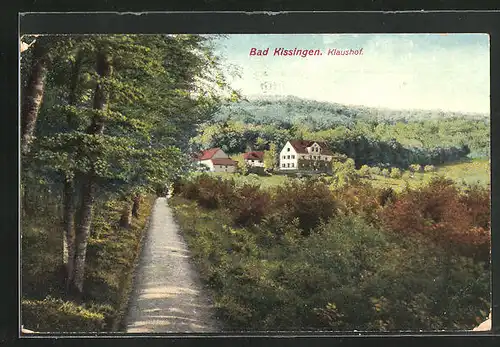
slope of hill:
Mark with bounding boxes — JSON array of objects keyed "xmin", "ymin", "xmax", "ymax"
[{"xmin": 214, "ymin": 95, "xmax": 489, "ymax": 129}]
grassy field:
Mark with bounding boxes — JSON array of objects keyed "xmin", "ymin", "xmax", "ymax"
[
  {"xmin": 207, "ymin": 158, "xmax": 490, "ymax": 192},
  {"xmin": 209, "ymin": 171, "xmax": 290, "ymax": 189},
  {"xmin": 436, "ymin": 158, "xmax": 490, "ymax": 186},
  {"xmin": 367, "ymin": 158, "xmax": 490, "ymax": 192}
]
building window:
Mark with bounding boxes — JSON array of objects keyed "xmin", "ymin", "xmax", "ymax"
[
  {"xmin": 283, "ymin": 155, "xmax": 286, "ymax": 159},
  {"xmin": 291, "ymin": 163, "xmax": 295, "ymax": 167},
  {"xmin": 287, "ymin": 163, "xmax": 290, "ymax": 167},
  {"xmin": 282, "ymin": 163, "xmax": 285, "ymax": 167},
  {"xmin": 287, "ymin": 147, "xmax": 290, "ymax": 152},
  {"xmin": 287, "ymin": 155, "xmax": 290, "ymax": 159},
  {"xmin": 292, "ymin": 155, "xmax": 295, "ymax": 159}
]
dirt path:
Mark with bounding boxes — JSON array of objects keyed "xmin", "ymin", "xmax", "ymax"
[{"xmin": 125, "ymin": 197, "xmax": 221, "ymax": 333}]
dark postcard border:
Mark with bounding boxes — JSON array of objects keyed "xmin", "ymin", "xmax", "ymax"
[
  {"xmin": 18, "ymin": 11, "xmax": 500, "ymax": 34},
  {"xmin": 6, "ymin": 10, "xmax": 500, "ymax": 346},
  {"xmin": 13, "ymin": 0, "xmax": 500, "ymax": 13}
]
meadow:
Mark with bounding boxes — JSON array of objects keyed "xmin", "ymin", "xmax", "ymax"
[{"xmin": 206, "ymin": 158, "xmax": 490, "ymax": 192}]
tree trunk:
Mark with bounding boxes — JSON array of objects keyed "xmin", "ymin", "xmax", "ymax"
[
  {"xmin": 69, "ymin": 49, "xmax": 112, "ymax": 295},
  {"xmin": 72, "ymin": 177, "xmax": 96, "ymax": 295},
  {"xmin": 132, "ymin": 194, "xmax": 141, "ymax": 218},
  {"xmin": 62, "ymin": 50, "xmax": 83, "ymax": 293},
  {"xmin": 119, "ymin": 201, "xmax": 132, "ymax": 229},
  {"xmin": 87, "ymin": 50, "xmax": 112, "ymax": 135},
  {"xmin": 21, "ymin": 39, "xmax": 48, "ymax": 155},
  {"xmin": 62, "ymin": 178, "xmax": 76, "ymax": 291}
]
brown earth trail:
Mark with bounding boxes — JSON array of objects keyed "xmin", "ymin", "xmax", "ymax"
[{"xmin": 125, "ymin": 197, "xmax": 221, "ymax": 333}]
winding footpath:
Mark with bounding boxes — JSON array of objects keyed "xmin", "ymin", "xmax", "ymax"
[{"xmin": 125, "ymin": 197, "xmax": 221, "ymax": 333}]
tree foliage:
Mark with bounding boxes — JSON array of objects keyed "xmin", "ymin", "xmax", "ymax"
[{"xmin": 22, "ymin": 34, "xmax": 235, "ymax": 296}]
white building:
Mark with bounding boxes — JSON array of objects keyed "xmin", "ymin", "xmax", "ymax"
[
  {"xmin": 279, "ymin": 140, "xmax": 336, "ymax": 172},
  {"xmin": 243, "ymin": 151, "xmax": 265, "ymax": 167},
  {"xmin": 196, "ymin": 148, "xmax": 237, "ymax": 173}
]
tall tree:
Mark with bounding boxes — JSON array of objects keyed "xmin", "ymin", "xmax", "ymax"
[
  {"xmin": 21, "ymin": 37, "xmax": 50, "ymax": 155},
  {"xmin": 29, "ymin": 34, "xmax": 236, "ymax": 295},
  {"xmin": 264, "ymin": 142, "xmax": 278, "ymax": 170}
]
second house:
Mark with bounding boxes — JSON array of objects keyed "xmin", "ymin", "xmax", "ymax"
[{"xmin": 196, "ymin": 148, "xmax": 238, "ymax": 173}]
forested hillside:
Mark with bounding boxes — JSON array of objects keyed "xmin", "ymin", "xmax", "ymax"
[
  {"xmin": 213, "ymin": 95, "xmax": 489, "ymax": 129},
  {"xmin": 193, "ymin": 97, "xmax": 489, "ymax": 169}
]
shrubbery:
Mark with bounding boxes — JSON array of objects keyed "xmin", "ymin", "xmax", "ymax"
[
  {"xmin": 172, "ymin": 173, "xmax": 490, "ymax": 331},
  {"xmin": 370, "ymin": 166, "xmax": 381, "ymax": 176},
  {"xmin": 231, "ymin": 183, "xmax": 271, "ymax": 226},
  {"xmin": 358, "ymin": 165, "xmax": 371, "ymax": 177},
  {"xmin": 390, "ymin": 168, "xmax": 402, "ymax": 179},
  {"xmin": 272, "ymin": 179, "xmax": 338, "ymax": 235},
  {"xmin": 424, "ymin": 165, "xmax": 436, "ymax": 173},
  {"xmin": 409, "ymin": 164, "xmax": 422, "ymax": 173},
  {"xmin": 171, "ymin": 196, "xmax": 490, "ymax": 331},
  {"xmin": 179, "ymin": 174, "xmax": 236, "ymax": 209},
  {"xmin": 178, "ymin": 174, "xmax": 339, "ymax": 234},
  {"xmin": 21, "ymin": 297, "xmax": 112, "ymax": 332},
  {"xmin": 380, "ymin": 176, "xmax": 490, "ymax": 263}
]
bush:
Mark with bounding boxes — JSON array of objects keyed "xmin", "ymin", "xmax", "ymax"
[
  {"xmin": 424, "ymin": 165, "xmax": 436, "ymax": 173},
  {"xmin": 390, "ymin": 168, "xmax": 402, "ymax": 179},
  {"xmin": 370, "ymin": 166, "xmax": 381, "ymax": 176},
  {"xmin": 377, "ymin": 187, "xmax": 396, "ymax": 207},
  {"xmin": 381, "ymin": 168, "xmax": 390, "ymax": 177},
  {"xmin": 331, "ymin": 181, "xmax": 384, "ymax": 227},
  {"xmin": 179, "ymin": 174, "xmax": 236, "ymax": 209},
  {"xmin": 21, "ymin": 297, "xmax": 111, "ymax": 332},
  {"xmin": 359, "ymin": 165, "xmax": 371, "ymax": 178},
  {"xmin": 380, "ymin": 176, "xmax": 490, "ymax": 262},
  {"xmin": 409, "ymin": 164, "xmax": 422, "ymax": 173},
  {"xmin": 231, "ymin": 184, "xmax": 271, "ymax": 227},
  {"xmin": 272, "ymin": 180, "xmax": 338, "ymax": 235}
]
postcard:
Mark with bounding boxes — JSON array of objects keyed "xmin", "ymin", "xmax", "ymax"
[{"xmin": 20, "ymin": 32, "xmax": 491, "ymax": 334}]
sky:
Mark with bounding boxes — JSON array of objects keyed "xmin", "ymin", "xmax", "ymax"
[{"xmin": 212, "ymin": 34, "xmax": 490, "ymax": 114}]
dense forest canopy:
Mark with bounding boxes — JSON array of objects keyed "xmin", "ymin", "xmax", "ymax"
[
  {"xmin": 213, "ymin": 95, "xmax": 489, "ymax": 129},
  {"xmin": 192, "ymin": 96, "xmax": 490, "ymax": 168}
]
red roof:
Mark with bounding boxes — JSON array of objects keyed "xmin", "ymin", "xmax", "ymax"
[
  {"xmin": 243, "ymin": 151, "xmax": 264, "ymax": 160},
  {"xmin": 198, "ymin": 148, "xmax": 222, "ymax": 160},
  {"xmin": 211, "ymin": 158, "xmax": 237, "ymax": 166},
  {"xmin": 288, "ymin": 140, "xmax": 334, "ymax": 155}
]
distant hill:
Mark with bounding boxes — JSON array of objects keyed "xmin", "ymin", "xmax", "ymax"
[{"xmin": 214, "ymin": 95, "xmax": 489, "ymax": 130}]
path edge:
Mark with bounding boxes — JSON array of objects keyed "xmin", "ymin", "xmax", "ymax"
[{"xmin": 114, "ymin": 197, "xmax": 159, "ymax": 332}]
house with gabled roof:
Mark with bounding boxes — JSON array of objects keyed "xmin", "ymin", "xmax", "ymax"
[
  {"xmin": 279, "ymin": 140, "xmax": 338, "ymax": 173},
  {"xmin": 243, "ymin": 151, "xmax": 265, "ymax": 167},
  {"xmin": 195, "ymin": 148, "xmax": 237, "ymax": 173}
]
